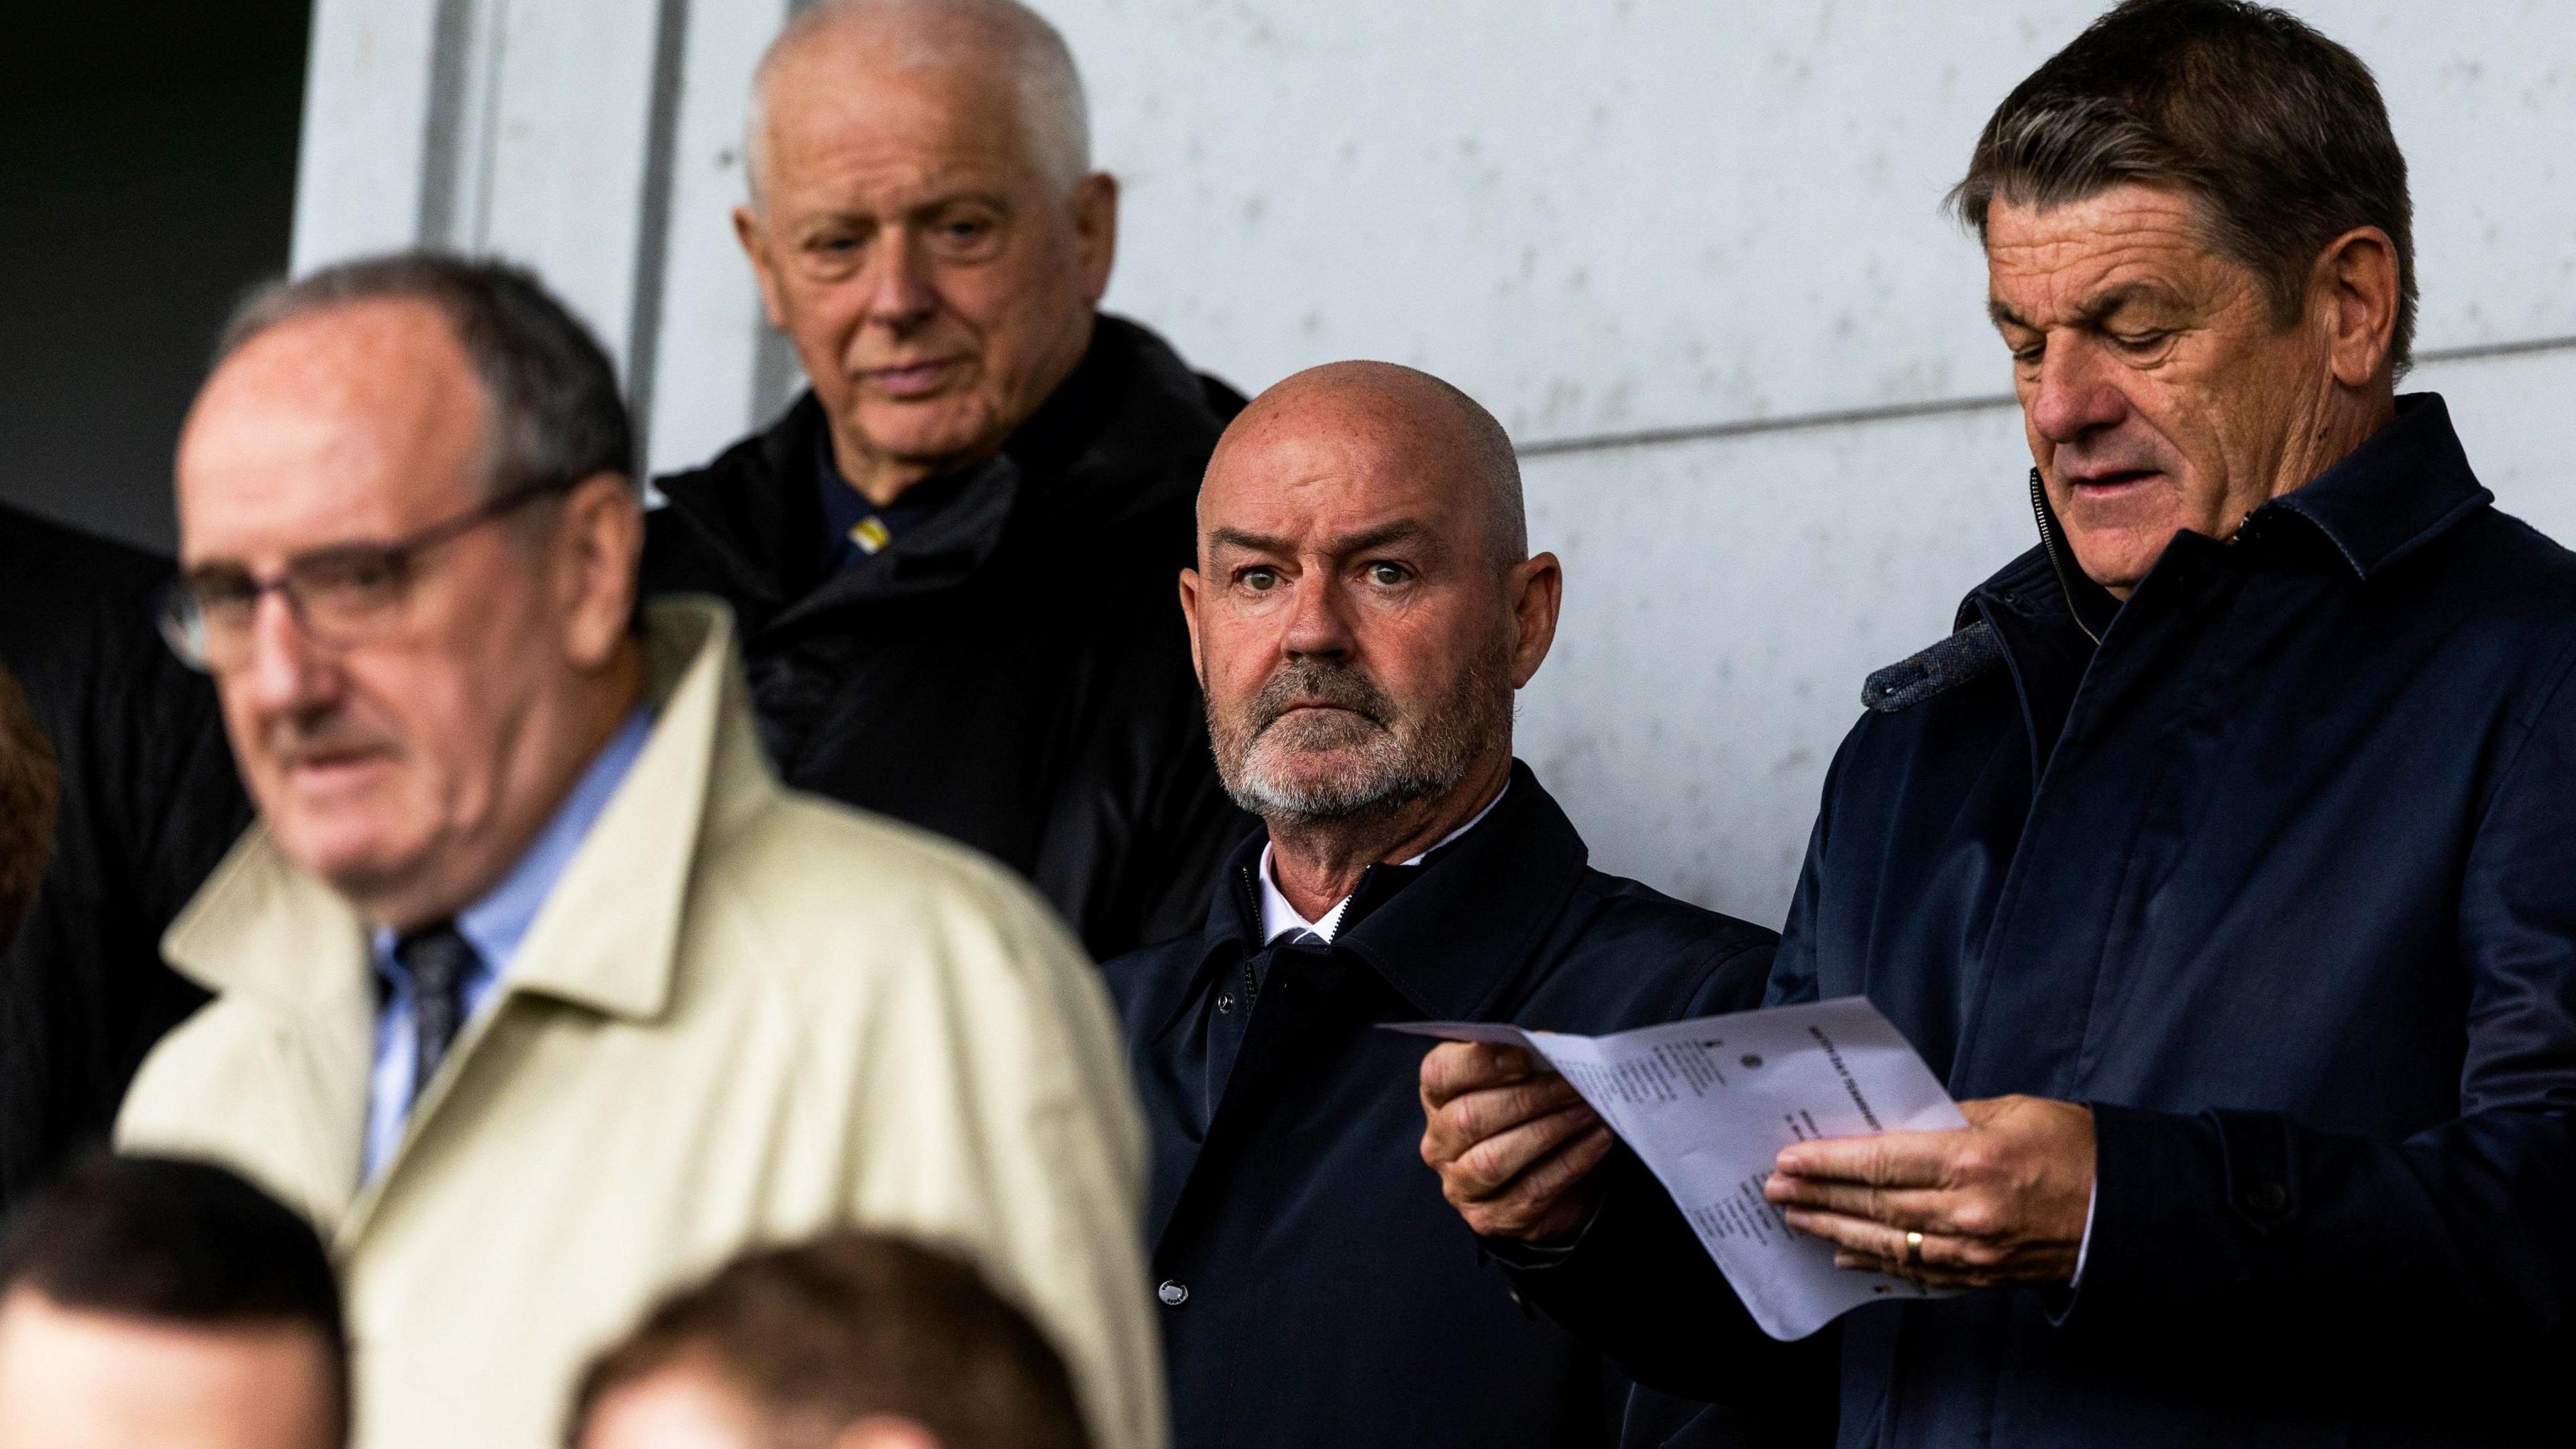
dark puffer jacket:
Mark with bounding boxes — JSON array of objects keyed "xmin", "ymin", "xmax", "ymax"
[{"xmin": 641, "ymin": 315, "xmax": 1255, "ymax": 961}]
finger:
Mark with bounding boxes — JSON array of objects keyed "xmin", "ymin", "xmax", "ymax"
[
  {"xmin": 1419, "ymin": 1041, "xmax": 1547, "ymax": 1109},
  {"xmin": 1762, "ymin": 1175, "xmax": 1957, "ymax": 1231},
  {"xmin": 1799, "ymin": 1214, "xmax": 2012, "ymax": 1285},
  {"xmin": 1778, "ymin": 1207, "xmax": 1915, "ymax": 1263},
  {"xmin": 1509, "ymin": 1122, "xmax": 1615, "ymax": 1204},
  {"xmin": 1772, "ymin": 1126, "xmax": 1974, "ymax": 1188},
  {"xmin": 1462, "ymin": 1124, "xmax": 1615, "ymax": 1240},
  {"xmin": 1423, "ymin": 1075, "xmax": 1589, "ymax": 1162},
  {"xmin": 1832, "ymin": 1247, "xmax": 1998, "ymax": 1291},
  {"xmin": 1448, "ymin": 1103, "xmax": 1604, "ymax": 1201}
]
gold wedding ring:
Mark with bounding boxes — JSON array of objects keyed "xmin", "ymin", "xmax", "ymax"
[{"xmin": 1904, "ymin": 1230, "xmax": 1925, "ymax": 1269}]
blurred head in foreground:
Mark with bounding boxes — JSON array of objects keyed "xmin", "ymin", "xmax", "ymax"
[
  {"xmin": 167, "ymin": 253, "xmax": 645, "ymax": 934},
  {"xmin": 568, "ymin": 1231, "xmax": 1087, "ymax": 1449},
  {"xmin": 0, "ymin": 1153, "xmax": 346, "ymax": 1449}
]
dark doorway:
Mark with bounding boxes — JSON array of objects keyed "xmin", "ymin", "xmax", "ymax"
[{"xmin": 0, "ymin": 2, "xmax": 313, "ymax": 553}]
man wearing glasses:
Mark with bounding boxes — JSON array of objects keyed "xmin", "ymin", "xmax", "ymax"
[{"xmin": 115, "ymin": 255, "xmax": 1164, "ymax": 1449}]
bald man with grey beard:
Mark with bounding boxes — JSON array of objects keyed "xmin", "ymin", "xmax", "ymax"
[
  {"xmin": 643, "ymin": 0, "xmax": 1252, "ymax": 963},
  {"xmin": 1097, "ymin": 363, "xmax": 1827, "ymax": 1449}
]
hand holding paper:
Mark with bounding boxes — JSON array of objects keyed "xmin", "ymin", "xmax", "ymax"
[
  {"xmin": 1397, "ymin": 996, "xmax": 1973, "ymax": 1340},
  {"xmin": 1766, "ymin": 1091, "xmax": 2095, "ymax": 1289}
]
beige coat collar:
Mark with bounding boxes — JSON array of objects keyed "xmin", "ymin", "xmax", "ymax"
[{"xmin": 164, "ymin": 597, "xmax": 772, "ymax": 1035}]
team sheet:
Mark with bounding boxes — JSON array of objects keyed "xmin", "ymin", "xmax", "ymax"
[{"xmin": 1390, "ymin": 996, "xmax": 1968, "ymax": 1340}]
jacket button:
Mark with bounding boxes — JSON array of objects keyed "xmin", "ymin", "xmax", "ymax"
[
  {"xmin": 2243, "ymin": 1181, "xmax": 2289, "ymax": 1218},
  {"xmin": 1215, "ymin": 991, "xmax": 1234, "ymax": 1014},
  {"xmin": 1157, "ymin": 1279, "xmax": 1189, "ymax": 1307}
]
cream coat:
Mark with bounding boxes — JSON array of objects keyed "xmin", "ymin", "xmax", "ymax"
[{"xmin": 117, "ymin": 599, "xmax": 1164, "ymax": 1449}]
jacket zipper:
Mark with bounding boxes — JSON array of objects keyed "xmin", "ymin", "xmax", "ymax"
[
  {"xmin": 2029, "ymin": 467, "xmax": 2102, "ymax": 647},
  {"xmin": 1238, "ymin": 865, "xmax": 1265, "ymax": 1006}
]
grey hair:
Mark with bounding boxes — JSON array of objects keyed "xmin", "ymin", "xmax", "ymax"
[
  {"xmin": 215, "ymin": 252, "xmax": 635, "ymax": 501},
  {"xmin": 746, "ymin": 0, "xmax": 1091, "ymax": 209},
  {"xmin": 1950, "ymin": 0, "xmax": 2416, "ymax": 374}
]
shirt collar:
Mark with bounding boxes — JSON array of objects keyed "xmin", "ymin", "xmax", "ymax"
[
  {"xmin": 371, "ymin": 706, "xmax": 656, "ymax": 986},
  {"xmin": 1255, "ymin": 782, "xmax": 1510, "ymax": 946}
]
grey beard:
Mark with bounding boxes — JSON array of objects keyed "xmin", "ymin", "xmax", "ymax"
[{"xmin": 1211, "ymin": 649, "xmax": 1510, "ymax": 828}]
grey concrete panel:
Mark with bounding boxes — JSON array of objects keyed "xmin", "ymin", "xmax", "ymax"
[
  {"xmin": 1515, "ymin": 349, "xmax": 2576, "ymax": 927},
  {"xmin": 1069, "ymin": 0, "xmax": 2576, "ymax": 445}
]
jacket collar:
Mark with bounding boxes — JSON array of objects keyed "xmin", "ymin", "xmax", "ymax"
[
  {"xmin": 1967, "ymin": 392, "xmax": 2491, "ymax": 628},
  {"xmin": 164, "ymin": 597, "xmax": 774, "ymax": 1030},
  {"xmin": 651, "ymin": 314, "xmax": 1223, "ymax": 625},
  {"xmin": 1178, "ymin": 761, "xmax": 1593, "ymax": 1025},
  {"xmin": 2264, "ymin": 393, "xmax": 2490, "ymax": 580}
]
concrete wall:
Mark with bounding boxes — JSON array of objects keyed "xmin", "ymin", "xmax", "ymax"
[{"xmin": 290, "ymin": 0, "xmax": 2576, "ymax": 926}]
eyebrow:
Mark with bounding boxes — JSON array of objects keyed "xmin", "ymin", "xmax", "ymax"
[
  {"xmin": 1988, "ymin": 282, "xmax": 2177, "ymax": 333},
  {"xmin": 1207, "ymin": 519, "xmax": 1438, "ymax": 559},
  {"xmin": 793, "ymin": 189, "xmax": 1014, "ymax": 231}
]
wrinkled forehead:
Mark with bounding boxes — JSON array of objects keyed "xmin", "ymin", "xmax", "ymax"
[
  {"xmin": 175, "ymin": 299, "xmax": 490, "ymax": 568},
  {"xmin": 1981, "ymin": 184, "xmax": 2237, "ymax": 325},
  {"xmin": 758, "ymin": 37, "xmax": 1040, "ymax": 200},
  {"xmin": 1199, "ymin": 407, "xmax": 1483, "ymax": 556}
]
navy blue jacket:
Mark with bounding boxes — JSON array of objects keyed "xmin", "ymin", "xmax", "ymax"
[
  {"xmin": 1102, "ymin": 765, "xmax": 1824, "ymax": 1449},
  {"xmin": 1503, "ymin": 397, "xmax": 2576, "ymax": 1446}
]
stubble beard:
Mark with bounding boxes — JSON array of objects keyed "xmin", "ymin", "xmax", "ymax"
[{"xmin": 1210, "ymin": 643, "xmax": 1513, "ymax": 829}]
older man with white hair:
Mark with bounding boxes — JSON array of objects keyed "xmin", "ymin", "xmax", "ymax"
[{"xmin": 643, "ymin": 0, "xmax": 1252, "ymax": 963}]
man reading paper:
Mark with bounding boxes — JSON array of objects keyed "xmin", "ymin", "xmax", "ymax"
[{"xmin": 1420, "ymin": 4, "xmax": 2576, "ymax": 1445}]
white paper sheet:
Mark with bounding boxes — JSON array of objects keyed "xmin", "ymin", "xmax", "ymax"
[{"xmin": 1391, "ymin": 996, "xmax": 1967, "ymax": 1340}]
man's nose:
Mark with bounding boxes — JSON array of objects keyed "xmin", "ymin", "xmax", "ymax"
[
  {"xmin": 2028, "ymin": 339, "xmax": 2131, "ymax": 445},
  {"xmin": 859, "ymin": 230, "xmax": 938, "ymax": 329},
  {"xmin": 236, "ymin": 592, "xmax": 340, "ymax": 716},
  {"xmin": 1281, "ymin": 573, "xmax": 1357, "ymax": 659}
]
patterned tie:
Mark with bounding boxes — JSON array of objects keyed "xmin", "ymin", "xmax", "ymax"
[{"xmin": 394, "ymin": 922, "xmax": 479, "ymax": 1110}]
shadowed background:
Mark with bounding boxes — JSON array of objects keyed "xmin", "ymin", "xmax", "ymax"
[{"xmin": 0, "ymin": 2, "xmax": 310, "ymax": 552}]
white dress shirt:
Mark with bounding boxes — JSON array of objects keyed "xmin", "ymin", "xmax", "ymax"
[{"xmin": 1256, "ymin": 784, "xmax": 1509, "ymax": 945}]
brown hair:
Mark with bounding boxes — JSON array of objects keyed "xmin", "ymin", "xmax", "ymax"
[
  {"xmin": 0, "ymin": 661, "xmax": 56, "ymax": 948},
  {"xmin": 1951, "ymin": 0, "xmax": 2416, "ymax": 372},
  {"xmin": 0, "ymin": 1153, "xmax": 350, "ymax": 1443},
  {"xmin": 566, "ymin": 1232, "xmax": 1089, "ymax": 1449}
]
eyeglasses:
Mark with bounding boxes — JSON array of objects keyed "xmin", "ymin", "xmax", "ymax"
[{"xmin": 158, "ymin": 478, "xmax": 577, "ymax": 674}]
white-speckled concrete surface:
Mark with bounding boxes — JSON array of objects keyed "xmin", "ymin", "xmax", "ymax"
[{"xmin": 289, "ymin": 0, "xmax": 2576, "ymax": 924}]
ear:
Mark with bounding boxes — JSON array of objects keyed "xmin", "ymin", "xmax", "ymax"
[
  {"xmin": 1071, "ymin": 172, "xmax": 1119, "ymax": 305},
  {"xmin": 1178, "ymin": 564, "xmax": 1207, "ymax": 688},
  {"xmin": 1504, "ymin": 551, "xmax": 1562, "ymax": 690},
  {"xmin": 735, "ymin": 205, "xmax": 790, "ymax": 331},
  {"xmin": 552, "ymin": 472, "xmax": 645, "ymax": 670},
  {"xmin": 2312, "ymin": 225, "xmax": 2400, "ymax": 390}
]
